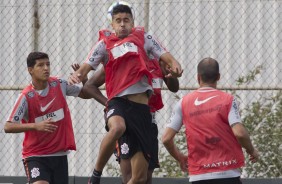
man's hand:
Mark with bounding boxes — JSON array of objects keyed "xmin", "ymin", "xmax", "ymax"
[
  {"xmin": 35, "ymin": 118, "xmax": 58, "ymax": 133},
  {"xmin": 70, "ymin": 63, "xmax": 88, "ymax": 85},
  {"xmin": 68, "ymin": 73, "xmax": 82, "ymax": 85},
  {"xmin": 166, "ymin": 62, "xmax": 183, "ymax": 78},
  {"xmin": 247, "ymin": 148, "xmax": 259, "ymax": 163},
  {"xmin": 159, "ymin": 53, "xmax": 183, "ymax": 78},
  {"xmin": 71, "ymin": 63, "xmax": 80, "ymax": 71},
  {"xmin": 178, "ymin": 153, "xmax": 188, "ymax": 172},
  {"xmin": 69, "ymin": 63, "xmax": 92, "ymax": 85}
]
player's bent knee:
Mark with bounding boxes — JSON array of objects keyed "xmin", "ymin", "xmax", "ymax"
[
  {"xmin": 109, "ymin": 126, "xmax": 125, "ymax": 138},
  {"xmin": 108, "ymin": 118, "xmax": 126, "ymax": 137}
]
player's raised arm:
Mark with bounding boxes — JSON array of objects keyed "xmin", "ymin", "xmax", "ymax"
[
  {"xmin": 81, "ymin": 67, "xmax": 107, "ymax": 106},
  {"xmin": 68, "ymin": 63, "xmax": 93, "ymax": 85},
  {"xmin": 159, "ymin": 60, "xmax": 179, "ymax": 92},
  {"xmin": 160, "ymin": 52, "xmax": 183, "ymax": 78}
]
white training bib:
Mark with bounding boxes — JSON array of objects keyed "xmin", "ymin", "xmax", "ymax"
[
  {"xmin": 35, "ymin": 108, "xmax": 64, "ymax": 123},
  {"xmin": 111, "ymin": 42, "xmax": 138, "ymax": 59}
]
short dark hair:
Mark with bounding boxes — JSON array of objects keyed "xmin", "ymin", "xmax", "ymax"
[
  {"xmin": 27, "ymin": 52, "xmax": 49, "ymax": 67},
  {"xmin": 197, "ymin": 57, "xmax": 219, "ymax": 83},
  {"xmin": 112, "ymin": 4, "xmax": 133, "ymax": 18}
]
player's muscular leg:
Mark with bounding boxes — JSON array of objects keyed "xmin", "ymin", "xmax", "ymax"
[
  {"xmin": 146, "ymin": 169, "xmax": 154, "ymax": 184},
  {"xmin": 128, "ymin": 152, "xmax": 148, "ymax": 184},
  {"xmin": 121, "ymin": 159, "xmax": 153, "ymax": 184},
  {"xmin": 120, "ymin": 158, "xmax": 132, "ymax": 184},
  {"xmin": 95, "ymin": 116, "xmax": 126, "ymax": 171}
]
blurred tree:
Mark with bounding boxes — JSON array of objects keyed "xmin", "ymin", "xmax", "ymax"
[
  {"xmin": 237, "ymin": 65, "xmax": 282, "ymax": 177},
  {"xmin": 241, "ymin": 91, "xmax": 282, "ymax": 177}
]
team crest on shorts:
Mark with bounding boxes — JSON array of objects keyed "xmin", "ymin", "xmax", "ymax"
[
  {"xmin": 31, "ymin": 167, "xmax": 40, "ymax": 178},
  {"xmin": 106, "ymin": 109, "xmax": 115, "ymax": 118},
  {"xmin": 121, "ymin": 143, "xmax": 129, "ymax": 154}
]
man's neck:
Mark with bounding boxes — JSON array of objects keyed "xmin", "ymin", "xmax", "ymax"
[
  {"xmin": 32, "ymin": 80, "xmax": 48, "ymax": 90},
  {"xmin": 199, "ymin": 83, "xmax": 217, "ymax": 89}
]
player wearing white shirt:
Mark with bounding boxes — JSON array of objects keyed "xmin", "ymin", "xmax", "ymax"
[
  {"xmin": 162, "ymin": 58, "xmax": 259, "ymax": 184},
  {"xmin": 4, "ymin": 52, "xmax": 89, "ymax": 184}
]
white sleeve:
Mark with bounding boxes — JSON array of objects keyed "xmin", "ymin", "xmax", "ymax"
[
  {"xmin": 166, "ymin": 99, "xmax": 183, "ymax": 132},
  {"xmin": 144, "ymin": 32, "xmax": 167, "ymax": 60},
  {"xmin": 6, "ymin": 93, "xmax": 28, "ymax": 123},
  {"xmin": 228, "ymin": 97, "xmax": 242, "ymax": 126},
  {"xmin": 84, "ymin": 40, "xmax": 108, "ymax": 70},
  {"xmin": 59, "ymin": 78, "xmax": 82, "ymax": 97}
]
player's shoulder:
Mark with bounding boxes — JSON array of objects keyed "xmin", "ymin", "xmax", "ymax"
[
  {"xmin": 58, "ymin": 77, "xmax": 67, "ymax": 84},
  {"xmin": 49, "ymin": 76, "xmax": 66, "ymax": 85},
  {"xmin": 18, "ymin": 91, "xmax": 28, "ymax": 101},
  {"xmin": 99, "ymin": 29, "xmax": 113, "ymax": 41},
  {"xmin": 144, "ymin": 31, "xmax": 154, "ymax": 40},
  {"xmin": 49, "ymin": 76, "xmax": 67, "ymax": 91},
  {"xmin": 175, "ymin": 97, "xmax": 183, "ymax": 106},
  {"xmin": 99, "ymin": 29, "xmax": 112, "ymax": 37}
]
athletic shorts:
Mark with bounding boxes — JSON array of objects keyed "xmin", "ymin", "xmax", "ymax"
[
  {"xmin": 115, "ymin": 112, "xmax": 160, "ymax": 170},
  {"xmin": 107, "ymin": 97, "xmax": 152, "ymax": 161},
  {"xmin": 192, "ymin": 177, "xmax": 242, "ymax": 184},
  {"xmin": 149, "ymin": 122, "xmax": 160, "ymax": 169},
  {"xmin": 22, "ymin": 156, "xmax": 68, "ymax": 184}
]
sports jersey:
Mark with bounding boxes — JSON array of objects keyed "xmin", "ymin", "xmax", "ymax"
[
  {"xmin": 84, "ymin": 27, "xmax": 167, "ymax": 98},
  {"xmin": 98, "ymin": 27, "xmax": 152, "ymax": 99},
  {"xmin": 167, "ymin": 87, "xmax": 244, "ymax": 181},
  {"xmin": 6, "ymin": 77, "xmax": 82, "ymax": 158}
]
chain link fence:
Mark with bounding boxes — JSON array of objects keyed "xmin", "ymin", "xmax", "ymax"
[{"xmin": 0, "ymin": 0, "xmax": 281, "ymax": 178}]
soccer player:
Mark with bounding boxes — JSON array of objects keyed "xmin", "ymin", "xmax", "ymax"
[
  {"xmin": 82, "ymin": 58, "xmax": 179, "ymax": 184},
  {"xmin": 68, "ymin": 2, "xmax": 183, "ymax": 184},
  {"xmin": 162, "ymin": 58, "xmax": 259, "ymax": 184},
  {"xmin": 117, "ymin": 58, "xmax": 179, "ymax": 184},
  {"xmin": 4, "ymin": 52, "xmax": 90, "ymax": 184}
]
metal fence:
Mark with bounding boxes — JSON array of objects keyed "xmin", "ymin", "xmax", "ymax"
[{"xmin": 0, "ymin": 0, "xmax": 281, "ymax": 179}]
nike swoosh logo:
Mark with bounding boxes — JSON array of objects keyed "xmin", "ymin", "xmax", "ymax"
[
  {"xmin": 194, "ymin": 95, "xmax": 218, "ymax": 106},
  {"xmin": 40, "ymin": 98, "xmax": 56, "ymax": 112}
]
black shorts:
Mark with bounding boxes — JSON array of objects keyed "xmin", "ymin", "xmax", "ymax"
[
  {"xmin": 107, "ymin": 97, "xmax": 152, "ymax": 161},
  {"xmin": 192, "ymin": 177, "xmax": 242, "ymax": 184},
  {"xmin": 116, "ymin": 112, "xmax": 160, "ymax": 170},
  {"xmin": 22, "ymin": 156, "xmax": 68, "ymax": 184},
  {"xmin": 148, "ymin": 122, "xmax": 160, "ymax": 170}
]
